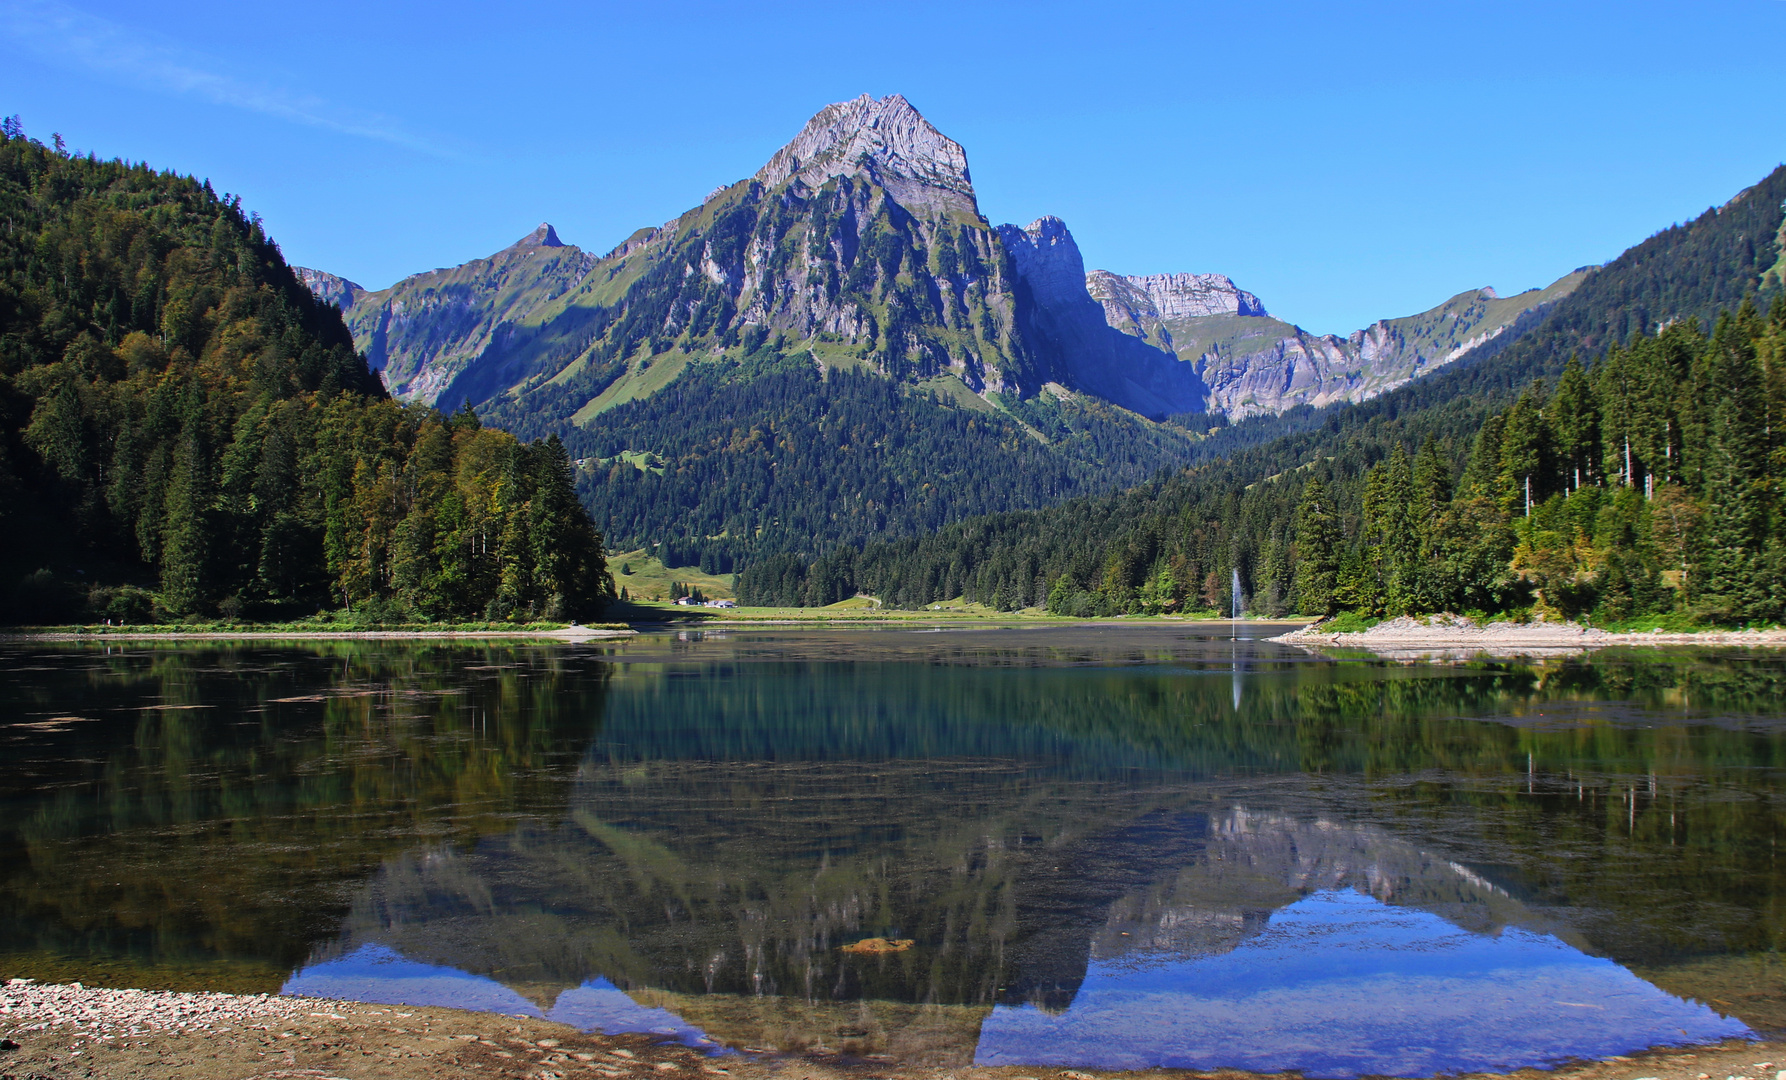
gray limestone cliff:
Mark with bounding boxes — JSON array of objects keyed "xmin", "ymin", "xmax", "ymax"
[
  {"xmin": 1089, "ymin": 267, "xmax": 1589, "ymax": 419},
  {"xmin": 294, "ymin": 267, "xmax": 363, "ymax": 313},
  {"xmin": 1089, "ymin": 270, "xmax": 1267, "ymax": 330},
  {"xmin": 753, "ymin": 93, "xmax": 976, "ymax": 219},
  {"xmin": 997, "ymin": 218, "xmax": 1209, "ymax": 418}
]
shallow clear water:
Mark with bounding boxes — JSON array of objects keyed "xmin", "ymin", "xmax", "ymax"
[{"xmin": 4, "ymin": 625, "xmax": 1786, "ymax": 1075}]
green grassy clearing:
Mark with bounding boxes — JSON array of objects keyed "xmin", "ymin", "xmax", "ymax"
[{"xmin": 610, "ymin": 550, "xmax": 736, "ymax": 602}]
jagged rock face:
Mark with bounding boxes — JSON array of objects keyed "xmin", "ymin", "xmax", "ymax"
[
  {"xmin": 999, "ymin": 219, "xmax": 1209, "ymax": 418},
  {"xmin": 303, "ymin": 96, "xmax": 1049, "ymax": 413},
  {"xmin": 295, "ymin": 267, "xmax": 362, "ymax": 313},
  {"xmin": 1091, "ymin": 270, "xmax": 1588, "ymax": 419},
  {"xmin": 999, "ymin": 216, "xmax": 1086, "ymax": 307},
  {"xmin": 754, "ymin": 93, "xmax": 976, "ymax": 219},
  {"xmin": 1088, "ymin": 270, "xmax": 1267, "ymax": 333}
]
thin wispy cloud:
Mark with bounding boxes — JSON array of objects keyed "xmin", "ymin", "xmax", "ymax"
[{"xmin": 0, "ymin": 0, "xmax": 446, "ymax": 156}]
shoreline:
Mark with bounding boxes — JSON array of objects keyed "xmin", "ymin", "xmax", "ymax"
[
  {"xmin": 0, "ymin": 978, "xmax": 1775, "ymax": 1080},
  {"xmin": 0, "ymin": 616, "xmax": 1308, "ymax": 641},
  {"xmin": 3, "ymin": 626, "xmax": 640, "ymax": 643},
  {"xmin": 1274, "ymin": 614, "xmax": 1786, "ymax": 655}
]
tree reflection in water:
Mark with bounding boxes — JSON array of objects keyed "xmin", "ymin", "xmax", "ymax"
[{"xmin": 3, "ymin": 628, "xmax": 1785, "ymax": 1069}]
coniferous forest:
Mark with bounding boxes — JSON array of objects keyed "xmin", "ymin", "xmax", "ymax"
[
  {"xmin": 741, "ymin": 302, "xmax": 1786, "ymax": 625},
  {"xmin": 557, "ymin": 345, "xmax": 1208, "ymax": 573},
  {"xmin": 0, "ymin": 123, "xmax": 613, "ymax": 624}
]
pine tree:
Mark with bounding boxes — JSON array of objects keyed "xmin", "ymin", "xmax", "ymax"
[
  {"xmin": 1498, "ymin": 384, "xmax": 1551, "ymax": 515},
  {"xmin": 1550, "ymin": 355, "xmax": 1598, "ymax": 491},
  {"xmin": 1697, "ymin": 307, "xmax": 1770, "ymax": 621},
  {"xmin": 1293, "ymin": 478, "xmax": 1340, "ymax": 615},
  {"xmin": 160, "ymin": 412, "xmax": 212, "ymax": 616},
  {"xmin": 1596, "ymin": 343, "xmax": 1638, "ymax": 487},
  {"xmin": 1462, "ymin": 414, "xmax": 1506, "ymax": 500}
]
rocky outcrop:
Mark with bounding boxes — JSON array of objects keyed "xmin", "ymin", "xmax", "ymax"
[
  {"xmin": 294, "ymin": 267, "xmax": 362, "ymax": 313},
  {"xmin": 999, "ymin": 218, "xmax": 1209, "ymax": 418},
  {"xmin": 1089, "ymin": 269, "xmax": 1589, "ymax": 419},
  {"xmin": 753, "ymin": 93, "xmax": 976, "ymax": 218},
  {"xmin": 1089, "ymin": 270, "xmax": 1267, "ymax": 335},
  {"xmin": 515, "ymin": 221, "xmax": 567, "ymax": 248}
]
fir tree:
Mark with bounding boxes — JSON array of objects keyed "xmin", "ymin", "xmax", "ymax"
[{"xmin": 1293, "ymin": 478, "xmax": 1340, "ymax": 615}]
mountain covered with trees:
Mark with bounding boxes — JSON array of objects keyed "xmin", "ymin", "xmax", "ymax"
[
  {"xmin": 740, "ymin": 162, "xmax": 1786, "ymax": 625},
  {"xmin": 0, "ymin": 120, "xmax": 613, "ymax": 624},
  {"xmin": 299, "ymin": 94, "xmax": 1577, "ymax": 564}
]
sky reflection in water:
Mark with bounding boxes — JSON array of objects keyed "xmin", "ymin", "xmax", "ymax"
[
  {"xmin": 5, "ymin": 629, "xmax": 1786, "ymax": 1076},
  {"xmin": 283, "ymin": 946, "xmax": 717, "ymax": 1049},
  {"xmin": 977, "ymin": 890, "xmax": 1748, "ymax": 1076}
]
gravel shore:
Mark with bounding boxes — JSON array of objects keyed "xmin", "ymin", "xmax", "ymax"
[
  {"xmin": 1, "ymin": 978, "xmax": 1778, "ymax": 1080},
  {"xmin": 1273, "ymin": 614, "xmax": 1786, "ymax": 656}
]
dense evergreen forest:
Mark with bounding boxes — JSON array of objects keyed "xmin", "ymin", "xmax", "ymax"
[
  {"xmin": 1152, "ymin": 164, "xmax": 1786, "ymax": 475},
  {"xmin": 0, "ymin": 122, "xmax": 612, "ymax": 623},
  {"xmin": 742, "ymin": 302, "xmax": 1785, "ymax": 624},
  {"xmin": 739, "ymin": 161, "xmax": 1786, "ymax": 626},
  {"xmin": 558, "ymin": 345, "xmax": 1208, "ymax": 571}
]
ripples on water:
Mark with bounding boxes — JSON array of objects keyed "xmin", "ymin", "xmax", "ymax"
[{"xmin": 2, "ymin": 625, "xmax": 1785, "ymax": 1076}]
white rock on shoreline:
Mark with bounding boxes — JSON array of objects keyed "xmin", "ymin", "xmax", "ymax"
[
  {"xmin": 1273, "ymin": 614, "xmax": 1786, "ymax": 653},
  {"xmin": 1, "ymin": 977, "xmax": 354, "ymax": 1038}
]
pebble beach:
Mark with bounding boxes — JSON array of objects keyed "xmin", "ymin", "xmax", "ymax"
[{"xmin": 2, "ymin": 978, "xmax": 1780, "ymax": 1080}]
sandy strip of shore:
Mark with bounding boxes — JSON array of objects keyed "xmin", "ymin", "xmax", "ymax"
[
  {"xmin": 1274, "ymin": 614, "xmax": 1786, "ymax": 655},
  {"xmin": 0, "ymin": 978, "xmax": 1778, "ymax": 1080}
]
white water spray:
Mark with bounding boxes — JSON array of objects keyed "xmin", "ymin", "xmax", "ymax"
[{"xmin": 1231, "ymin": 568, "xmax": 1244, "ymax": 709}]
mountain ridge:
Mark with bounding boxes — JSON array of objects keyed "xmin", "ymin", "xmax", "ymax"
[{"xmin": 297, "ymin": 93, "xmax": 1573, "ymax": 426}]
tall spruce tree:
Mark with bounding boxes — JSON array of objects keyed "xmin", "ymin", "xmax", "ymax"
[{"xmin": 1293, "ymin": 477, "xmax": 1341, "ymax": 615}]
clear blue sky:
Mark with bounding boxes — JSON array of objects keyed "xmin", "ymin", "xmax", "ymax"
[{"xmin": 5, "ymin": 0, "xmax": 1784, "ymax": 336}]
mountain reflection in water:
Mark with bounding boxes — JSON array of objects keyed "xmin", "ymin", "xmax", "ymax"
[
  {"xmin": 5, "ymin": 628, "xmax": 1786, "ymax": 1074},
  {"xmin": 979, "ymin": 890, "xmax": 1745, "ymax": 1077}
]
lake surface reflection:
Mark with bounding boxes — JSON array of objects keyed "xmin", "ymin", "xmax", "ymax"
[{"xmin": 4, "ymin": 625, "xmax": 1786, "ymax": 1076}]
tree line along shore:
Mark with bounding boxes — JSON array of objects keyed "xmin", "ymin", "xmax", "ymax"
[{"xmin": 739, "ymin": 300, "xmax": 1786, "ymax": 633}]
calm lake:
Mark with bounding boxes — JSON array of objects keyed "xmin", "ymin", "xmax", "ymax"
[{"xmin": 4, "ymin": 625, "xmax": 1786, "ymax": 1076}]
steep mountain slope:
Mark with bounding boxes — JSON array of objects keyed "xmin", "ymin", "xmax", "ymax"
[
  {"xmin": 997, "ymin": 216, "xmax": 1210, "ymax": 418},
  {"xmin": 337, "ymin": 223, "xmax": 597, "ymax": 403},
  {"xmin": 1089, "ymin": 267, "xmax": 1587, "ymax": 418},
  {"xmin": 300, "ymin": 94, "xmax": 1568, "ymax": 429},
  {"xmin": 295, "ymin": 267, "xmax": 363, "ymax": 313},
  {"xmin": 289, "ymin": 93, "xmax": 1618, "ymax": 564},
  {"xmin": 0, "ymin": 128, "xmax": 611, "ymax": 623}
]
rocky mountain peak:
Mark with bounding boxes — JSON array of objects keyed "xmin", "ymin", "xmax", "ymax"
[
  {"xmin": 996, "ymin": 217, "xmax": 1090, "ymax": 308},
  {"xmin": 510, "ymin": 222, "xmax": 566, "ymax": 250},
  {"xmin": 1087, "ymin": 270, "xmax": 1269, "ymax": 322},
  {"xmin": 754, "ymin": 93, "xmax": 975, "ymax": 216}
]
